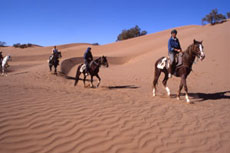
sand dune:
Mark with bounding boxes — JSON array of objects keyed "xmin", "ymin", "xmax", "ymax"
[{"xmin": 0, "ymin": 21, "xmax": 230, "ymax": 153}]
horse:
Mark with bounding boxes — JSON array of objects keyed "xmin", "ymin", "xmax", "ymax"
[
  {"xmin": 49, "ymin": 52, "xmax": 62, "ymax": 74},
  {"xmin": 152, "ymin": 39, "xmax": 205, "ymax": 103},
  {"xmin": 0, "ymin": 52, "xmax": 3, "ymax": 66},
  {"xmin": 1, "ymin": 55, "xmax": 12, "ymax": 76},
  {"xmin": 74, "ymin": 56, "xmax": 109, "ymax": 88}
]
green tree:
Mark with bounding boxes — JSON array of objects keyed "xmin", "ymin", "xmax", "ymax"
[
  {"xmin": 117, "ymin": 25, "xmax": 147, "ymax": 41},
  {"xmin": 202, "ymin": 9, "xmax": 226, "ymax": 25}
]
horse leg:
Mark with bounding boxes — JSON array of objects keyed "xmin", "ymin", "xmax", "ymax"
[
  {"xmin": 1, "ymin": 67, "xmax": 4, "ymax": 76},
  {"xmin": 83, "ymin": 74, "xmax": 87, "ymax": 88},
  {"xmin": 95, "ymin": 74, "xmax": 101, "ymax": 88},
  {"xmin": 183, "ymin": 77, "xmax": 190, "ymax": 103},
  {"xmin": 54, "ymin": 65, "xmax": 57, "ymax": 75},
  {"xmin": 153, "ymin": 68, "xmax": 161, "ymax": 96},
  {"xmin": 74, "ymin": 66, "xmax": 81, "ymax": 86},
  {"xmin": 5, "ymin": 68, "xmax": 7, "ymax": 76},
  {"xmin": 2, "ymin": 66, "xmax": 6, "ymax": 76},
  {"xmin": 90, "ymin": 75, "xmax": 94, "ymax": 88},
  {"xmin": 162, "ymin": 70, "xmax": 170, "ymax": 96},
  {"xmin": 49, "ymin": 64, "xmax": 52, "ymax": 72},
  {"xmin": 177, "ymin": 76, "xmax": 184, "ymax": 100}
]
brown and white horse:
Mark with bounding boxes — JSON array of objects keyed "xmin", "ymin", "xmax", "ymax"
[{"xmin": 152, "ymin": 39, "xmax": 205, "ymax": 103}]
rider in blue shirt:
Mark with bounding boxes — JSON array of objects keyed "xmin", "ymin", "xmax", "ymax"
[{"xmin": 168, "ymin": 29, "xmax": 182, "ymax": 78}]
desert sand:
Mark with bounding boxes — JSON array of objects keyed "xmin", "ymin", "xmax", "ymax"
[{"xmin": 0, "ymin": 21, "xmax": 230, "ymax": 153}]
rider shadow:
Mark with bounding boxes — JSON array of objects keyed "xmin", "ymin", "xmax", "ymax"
[
  {"xmin": 189, "ymin": 91, "xmax": 230, "ymax": 102},
  {"xmin": 103, "ymin": 85, "xmax": 139, "ymax": 90}
]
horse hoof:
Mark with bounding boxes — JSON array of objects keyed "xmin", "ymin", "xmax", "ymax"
[
  {"xmin": 177, "ymin": 97, "xmax": 180, "ymax": 100},
  {"xmin": 186, "ymin": 101, "xmax": 193, "ymax": 104},
  {"xmin": 152, "ymin": 93, "xmax": 156, "ymax": 97}
]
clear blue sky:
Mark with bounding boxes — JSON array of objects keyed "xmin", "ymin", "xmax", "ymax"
[{"xmin": 1, "ymin": 0, "xmax": 229, "ymax": 46}]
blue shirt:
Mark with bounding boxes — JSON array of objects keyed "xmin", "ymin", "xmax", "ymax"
[{"xmin": 168, "ymin": 37, "xmax": 181, "ymax": 53}]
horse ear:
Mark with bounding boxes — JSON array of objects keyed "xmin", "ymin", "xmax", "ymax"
[
  {"xmin": 201, "ymin": 40, "xmax": 203, "ymax": 44},
  {"xmin": 193, "ymin": 39, "xmax": 196, "ymax": 44}
]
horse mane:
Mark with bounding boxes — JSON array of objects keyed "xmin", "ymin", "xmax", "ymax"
[
  {"xmin": 184, "ymin": 44, "xmax": 194, "ymax": 54},
  {"xmin": 95, "ymin": 56, "xmax": 102, "ymax": 63}
]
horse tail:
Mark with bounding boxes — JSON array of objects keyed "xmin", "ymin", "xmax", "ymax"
[{"xmin": 74, "ymin": 64, "xmax": 82, "ymax": 86}]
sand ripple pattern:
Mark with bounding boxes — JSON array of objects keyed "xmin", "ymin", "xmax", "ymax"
[{"xmin": 0, "ymin": 85, "xmax": 230, "ymax": 153}]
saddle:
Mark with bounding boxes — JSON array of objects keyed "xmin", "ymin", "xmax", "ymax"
[
  {"xmin": 80, "ymin": 64, "xmax": 86, "ymax": 73},
  {"xmin": 49, "ymin": 55, "xmax": 59, "ymax": 65},
  {"xmin": 80, "ymin": 61, "xmax": 94, "ymax": 73}
]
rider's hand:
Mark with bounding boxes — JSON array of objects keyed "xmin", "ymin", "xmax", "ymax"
[{"xmin": 175, "ymin": 49, "xmax": 180, "ymax": 52}]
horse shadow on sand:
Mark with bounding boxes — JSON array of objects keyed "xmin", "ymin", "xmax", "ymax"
[
  {"xmin": 102, "ymin": 85, "xmax": 139, "ymax": 90},
  {"xmin": 171, "ymin": 91, "xmax": 230, "ymax": 102},
  {"xmin": 63, "ymin": 74, "xmax": 139, "ymax": 89}
]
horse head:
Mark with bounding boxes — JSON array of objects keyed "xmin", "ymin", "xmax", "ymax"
[
  {"xmin": 192, "ymin": 39, "xmax": 205, "ymax": 61},
  {"xmin": 58, "ymin": 52, "xmax": 62, "ymax": 58},
  {"xmin": 100, "ymin": 56, "xmax": 109, "ymax": 67},
  {"xmin": 54, "ymin": 52, "xmax": 62, "ymax": 59}
]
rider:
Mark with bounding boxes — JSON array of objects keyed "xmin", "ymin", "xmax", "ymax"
[
  {"xmin": 0, "ymin": 51, "xmax": 3, "ymax": 60},
  {"xmin": 84, "ymin": 47, "xmax": 93, "ymax": 75},
  {"xmin": 49, "ymin": 46, "xmax": 59, "ymax": 62},
  {"xmin": 168, "ymin": 29, "xmax": 182, "ymax": 78},
  {"xmin": 0, "ymin": 51, "xmax": 3, "ymax": 65}
]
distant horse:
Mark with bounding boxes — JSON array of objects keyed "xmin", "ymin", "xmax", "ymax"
[
  {"xmin": 0, "ymin": 52, "xmax": 3, "ymax": 66},
  {"xmin": 152, "ymin": 40, "xmax": 205, "ymax": 103},
  {"xmin": 1, "ymin": 55, "xmax": 12, "ymax": 76},
  {"xmin": 74, "ymin": 56, "xmax": 109, "ymax": 88},
  {"xmin": 49, "ymin": 52, "xmax": 62, "ymax": 74}
]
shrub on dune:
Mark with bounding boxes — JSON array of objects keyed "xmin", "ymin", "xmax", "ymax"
[{"xmin": 117, "ymin": 25, "xmax": 147, "ymax": 41}]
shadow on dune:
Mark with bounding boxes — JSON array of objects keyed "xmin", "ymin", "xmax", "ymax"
[
  {"xmin": 64, "ymin": 75, "xmax": 91, "ymax": 82},
  {"xmin": 61, "ymin": 57, "xmax": 84, "ymax": 75},
  {"xmin": 102, "ymin": 85, "xmax": 139, "ymax": 90},
  {"xmin": 170, "ymin": 91, "xmax": 230, "ymax": 102},
  {"xmin": 61, "ymin": 56, "xmax": 130, "ymax": 76},
  {"xmin": 189, "ymin": 91, "xmax": 230, "ymax": 102}
]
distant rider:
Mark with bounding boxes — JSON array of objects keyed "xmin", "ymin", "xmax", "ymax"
[
  {"xmin": 49, "ymin": 46, "xmax": 59, "ymax": 62},
  {"xmin": 84, "ymin": 47, "xmax": 93, "ymax": 75}
]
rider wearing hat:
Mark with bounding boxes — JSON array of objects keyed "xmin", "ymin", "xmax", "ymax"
[
  {"xmin": 84, "ymin": 47, "xmax": 93, "ymax": 75},
  {"xmin": 168, "ymin": 29, "xmax": 182, "ymax": 78}
]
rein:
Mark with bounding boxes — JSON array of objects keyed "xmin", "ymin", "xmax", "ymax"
[
  {"xmin": 181, "ymin": 44, "xmax": 196, "ymax": 69},
  {"xmin": 93, "ymin": 57, "xmax": 102, "ymax": 67}
]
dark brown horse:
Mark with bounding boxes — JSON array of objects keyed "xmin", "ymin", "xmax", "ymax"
[
  {"xmin": 0, "ymin": 52, "xmax": 3, "ymax": 66},
  {"xmin": 49, "ymin": 51, "xmax": 62, "ymax": 74},
  {"xmin": 74, "ymin": 56, "xmax": 109, "ymax": 88},
  {"xmin": 152, "ymin": 39, "xmax": 205, "ymax": 103}
]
